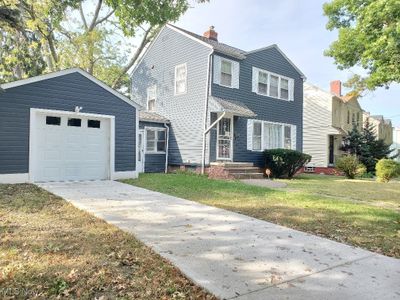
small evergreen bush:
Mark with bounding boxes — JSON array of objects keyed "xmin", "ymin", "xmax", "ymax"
[
  {"xmin": 264, "ymin": 149, "xmax": 311, "ymax": 179},
  {"xmin": 336, "ymin": 155, "xmax": 366, "ymax": 179},
  {"xmin": 376, "ymin": 159, "xmax": 399, "ymax": 183}
]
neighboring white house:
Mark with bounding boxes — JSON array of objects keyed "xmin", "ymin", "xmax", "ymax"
[
  {"xmin": 303, "ymin": 80, "xmax": 363, "ymax": 171},
  {"xmin": 392, "ymin": 127, "xmax": 400, "ymax": 162}
]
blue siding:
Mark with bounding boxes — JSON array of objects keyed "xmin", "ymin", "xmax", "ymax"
[
  {"xmin": 209, "ymin": 47, "xmax": 304, "ymax": 166},
  {"xmin": 0, "ymin": 72, "xmax": 136, "ymax": 174},
  {"xmin": 131, "ymin": 26, "xmax": 211, "ymax": 165},
  {"xmin": 139, "ymin": 121, "xmax": 167, "ymax": 172}
]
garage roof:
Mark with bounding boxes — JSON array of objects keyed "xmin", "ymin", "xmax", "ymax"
[{"xmin": 0, "ymin": 68, "xmax": 141, "ymax": 109}]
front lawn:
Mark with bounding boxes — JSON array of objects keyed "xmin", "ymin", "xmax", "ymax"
[
  {"xmin": 124, "ymin": 173, "xmax": 400, "ymax": 258},
  {"xmin": 0, "ymin": 184, "xmax": 215, "ymax": 300}
]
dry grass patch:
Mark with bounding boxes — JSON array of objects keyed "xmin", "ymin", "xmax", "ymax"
[{"xmin": 0, "ymin": 184, "xmax": 216, "ymax": 300}]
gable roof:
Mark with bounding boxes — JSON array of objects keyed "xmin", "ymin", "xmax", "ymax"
[
  {"xmin": 0, "ymin": 68, "xmax": 141, "ymax": 109},
  {"xmin": 167, "ymin": 24, "xmax": 305, "ymax": 79},
  {"xmin": 210, "ymin": 96, "xmax": 256, "ymax": 117},
  {"xmin": 167, "ymin": 24, "xmax": 246, "ymax": 60}
]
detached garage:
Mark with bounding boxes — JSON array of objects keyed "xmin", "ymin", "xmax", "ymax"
[{"xmin": 0, "ymin": 68, "xmax": 140, "ymax": 183}]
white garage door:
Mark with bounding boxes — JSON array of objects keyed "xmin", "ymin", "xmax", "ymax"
[{"xmin": 33, "ymin": 111, "xmax": 110, "ymax": 182}]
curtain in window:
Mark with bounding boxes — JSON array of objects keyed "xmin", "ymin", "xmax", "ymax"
[{"xmin": 263, "ymin": 123, "xmax": 282, "ymax": 149}]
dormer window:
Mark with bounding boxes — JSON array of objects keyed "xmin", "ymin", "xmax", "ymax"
[
  {"xmin": 213, "ymin": 55, "xmax": 239, "ymax": 89},
  {"xmin": 147, "ymin": 85, "xmax": 156, "ymax": 111},
  {"xmin": 252, "ymin": 67, "xmax": 294, "ymax": 101}
]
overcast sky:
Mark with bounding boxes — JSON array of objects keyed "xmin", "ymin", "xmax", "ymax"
[{"xmin": 175, "ymin": 0, "xmax": 400, "ymax": 127}]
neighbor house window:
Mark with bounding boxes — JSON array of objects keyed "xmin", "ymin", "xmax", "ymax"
[
  {"xmin": 357, "ymin": 112, "xmax": 360, "ymax": 126},
  {"xmin": 352, "ymin": 113, "xmax": 356, "ymax": 125},
  {"xmin": 347, "ymin": 110, "xmax": 350, "ymax": 124},
  {"xmin": 146, "ymin": 128, "xmax": 166, "ymax": 153},
  {"xmin": 174, "ymin": 63, "xmax": 187, "ymax": 95},
  {"xmin": 220, "ymin": 59, "xmax": 233, "ymax": 87},
  {"xmin": 147, "ymin": 85, "xmax": 156, "ymax": 111},
  {"xmin": 248, "ymin": 119, "xmax": 295, "ymax": 151},
  {"xmin": 253, "ymin": 67, "xmax": 294, "ymax": 101}
]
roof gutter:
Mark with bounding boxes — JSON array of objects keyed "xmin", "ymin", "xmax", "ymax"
[
  {"xmin": 163, "ymin": 122, "xmax": 170, "ymax": 173},
  {"xmin": 201, "ymin": 49, "xmax": 214, "ymax": 174}
]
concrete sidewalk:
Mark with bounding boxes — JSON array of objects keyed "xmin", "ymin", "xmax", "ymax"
[{"xmin": 39, "ymin": 180, "xmax": 400, "ymax": 300}]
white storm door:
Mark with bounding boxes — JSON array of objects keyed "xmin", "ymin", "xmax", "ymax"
[
  {"xmin": 137, "ymin": 130, "xmax": 145, "ymax": 173},
  {"xmin": 33, "ymin": 112, "xmax": 110, "ymax": 182},
  {"xmin": 217, "ymin": 117, "xmax": 233, "ymax": 160}
]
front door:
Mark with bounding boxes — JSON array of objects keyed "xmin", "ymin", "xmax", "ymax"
[
  {"xmin": 328, "ymin": 135, "xmax": 335, "ymax": 166},
  {"xmin": 217, "ymin": 117, "xmax": 233, "ymax": 160},
  {"xmin": 138, "ymin": 130, "xmax": 145, "ymax": 173}
]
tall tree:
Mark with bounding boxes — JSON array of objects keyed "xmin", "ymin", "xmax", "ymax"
[
  {"xmin": 342, "ymin": 119, "xmax": 393, "ymax": 172},
  {"xmin": 0, "ymin": 0, "xmax": 207, "ymax": 90},
  {"xmin": 323, "ymin": 0, "xmax": 400, "ymax": 94}
]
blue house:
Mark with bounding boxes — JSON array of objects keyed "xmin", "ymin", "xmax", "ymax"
[{"xmin": 131, "ymin": 25, "xmax": 306, "ymax": 176}]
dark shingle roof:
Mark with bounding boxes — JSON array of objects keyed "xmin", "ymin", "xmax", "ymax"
[
  {"xmin": 168, "ymin": 24, "xmax": 247, "ymax": 60},
  {"xmin": 139, "ymin": 111, "xmax": 170, "ymax": 123},
  {"xmin": 210, "ymin": 96, "xmax": 256, "ymax": 117}
]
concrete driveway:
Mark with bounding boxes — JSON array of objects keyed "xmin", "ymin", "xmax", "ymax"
[{"xmin": 39, "ymin": 180, "xmax": 400, "ymax": 300}]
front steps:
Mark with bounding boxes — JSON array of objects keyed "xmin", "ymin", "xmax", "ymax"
[{"xmin": 209, "ymin": 162, "xmax": 264, "ymax": 179}]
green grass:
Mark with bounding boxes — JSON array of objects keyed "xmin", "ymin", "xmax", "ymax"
[
  {"xmin": 0, "ymin": 184, "xmax": 215, "ymax": 300},
  {"xmin": 123, "ymin": 173, "xmax": 400, "ymax": 258}
]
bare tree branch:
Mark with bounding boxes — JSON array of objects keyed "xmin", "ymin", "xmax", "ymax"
[
  {"xmin": 111, "ymin": 27, "xmax": 154, "ymax": 88},
  {"xmin": 95, "ymin": 9, "xmax": 115, "ymax": 27},
  {"xmin": 88, "ymin": 0, "xmax": 103, "ymax": 31},
  {"xmin": 79, "ymin": 3, "xmax": 88, "ymax": 30}
]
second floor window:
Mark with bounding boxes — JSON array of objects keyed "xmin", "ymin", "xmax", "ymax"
[
  {"xmin": 213, "ymin": 55, "xmax": 239, "ymax": 88},
  {"xmin": 147, "ymin": 85, "xmax": 156, "ymax": 111},
  {"xmin": 175, "ymin": 63, "xmax": 187, "ymax": 95},
  {"xmin": 221, "ymin": 60, "xmax": 233, "ymax": 87},
  {"xmin": 252, "ymin": 67, "xmax": 294, "ymax": 101}
]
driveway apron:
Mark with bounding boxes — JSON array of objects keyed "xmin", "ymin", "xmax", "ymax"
[{"xmin": 38, "ymin": 180, "xmax": 400, "ymax": 300}]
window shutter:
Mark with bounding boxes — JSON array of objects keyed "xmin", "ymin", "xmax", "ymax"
[
  {"xmin": 291, "ymin": 125, "xmax": 297, "ymax": 150},
  {"xmin": 252, "ymin": 67, "xmax": 258, "ymax": 93},
  {"xmin": 213, "ymin": 55, "xmax": 221, "ymax": 85},
  {"xmin": 247, "ymin": 119, "xmax": 254, "ymax": 150},
  {"xmin": 289, "ymin": 79, "xmax": 295, "ymax": 101},
  {"xmin": 232, "ymin": 61, "xmax": 240, "ymax": 89}
]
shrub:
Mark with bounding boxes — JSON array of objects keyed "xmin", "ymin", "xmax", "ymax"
[
  {"xmin": 376, "ymin": 159, "xmax": 400, "ymax": 183},
  {"xmin": 264, "ymin": 149, "xmax": 311, "ymax": 179},
  {"xmin": 336, "ymin": 155, "xmax": 366, "ymax": 179}
]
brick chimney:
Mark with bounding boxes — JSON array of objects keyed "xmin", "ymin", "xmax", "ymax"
[
  {"xmin": 330, "ymin": 80, "xmax": 342, "ymax": 96},
  {"xmin": 203, "ymin": 26, "xmax": 218, "ymax": 41}
]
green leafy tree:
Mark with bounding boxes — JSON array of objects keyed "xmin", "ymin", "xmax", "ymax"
[
  {"xmin": 341, "ymin": 119, "xmax": 393, "ymax": 172},
  {"xmin": 0, "ymin": 0, "xmax": 207, "ymax": 90},
  {"xmin": 323, "ymin": 0, "xmax": 400, "ymax": 93}
]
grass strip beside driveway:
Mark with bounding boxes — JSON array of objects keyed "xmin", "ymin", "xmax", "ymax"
[
  {"xmin": 0, "ymin": 184, "xmax": 216, "ymax": 300},
  {"xmin": 124, "ymin": 173, "xmax": 400, "ymax": 258}
]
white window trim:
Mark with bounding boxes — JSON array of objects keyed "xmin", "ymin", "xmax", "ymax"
[
  {"xmin": 253, "ymin": 67, "xmax": 294, "ymax": 101},
  {"xmin": 147, "ymin": 85, "xmax": 157, "ymax": 111},
  {"xmin": 219, "ymin": 58, "xmax": 234, "ymax": 88},
  {"xmin": 145, "ymin": 127, "xmax": 167, "ymax": 154},
  {"xmin": 249, "ymin": 119, "xmax": 295, "ymax": 152},
  {"xmin": 174, "ymin": 63, "xmax": 187, "ymax": 96}
]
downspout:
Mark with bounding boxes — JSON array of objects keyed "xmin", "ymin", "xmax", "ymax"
[
  {"xmin": 164, "ymin": 122, "xmax": 169, "ymax": 173},
  {"xmin": 201, "ymin": 50, "xmax": 214, "ymax": 174}
]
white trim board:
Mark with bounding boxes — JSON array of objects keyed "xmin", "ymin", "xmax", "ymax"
[
  {"xmin": 0, "ymin": 68, "xmax": 141, "ymax": 109},
  {"xmin": 0, "ymin": 173, "xmax": 29, "ymax": 184}
]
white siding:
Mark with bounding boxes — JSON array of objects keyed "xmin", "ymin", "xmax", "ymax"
[{"xmin": 303, "ymin": 83, "xmax": 338, "ymax": 167}]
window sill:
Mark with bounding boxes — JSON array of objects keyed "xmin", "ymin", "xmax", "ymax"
[
  {"xmin": 253, "ymin": 91, "xmax": 293, "ymax": 102},
  {"xmin": 215, "ymin": 82, "xmax": 237, "ymax": 89},
  {"xmin": 145, "ymin": 151, "xmax": 166, "ymax": 155}
]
